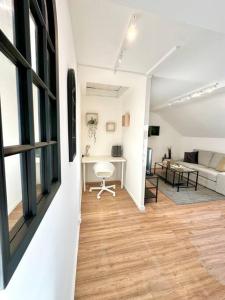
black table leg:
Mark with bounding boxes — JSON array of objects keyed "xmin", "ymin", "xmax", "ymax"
[
  {"xmin": 187, "ymin": 172, "xmax": 190, "ymax": 187},
  {"xmin": 154, "ymin": 163, "xmax": 156, "ymax": 175},
  {"xmin": 165, "ymin": 167, "xmax": 168, "ymax": 183},
  {"xmin": 195, "ymin": 171, "xmax": 199, "ymax": 191},
  {"xmin": 172, "ymin": 171, "xmax": 175, "ymax": 187},
  {"xmin": 155, "ymin": 177, "xmax": 159, "ymax": 202},
  {"xmin": 177, "ymin": 172, "xmax": 181, "ymax": 192}
]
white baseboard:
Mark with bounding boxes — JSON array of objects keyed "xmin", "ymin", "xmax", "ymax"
[
  {"xmin": 71, "ymin": 218, "xmax": 81, "ymax": 300},
  {"xmin": 125, "ymin": 185, "xmax": 146, "ymax": 212}
]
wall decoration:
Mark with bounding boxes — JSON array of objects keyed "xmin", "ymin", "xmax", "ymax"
[
  {"xmin": 85, "ymin": 145, "xmax": 91, "ymax": 156},
  {"xmin": 106, "ymin": 122, "xmax": 116, "ymax": 132},
  {"xmin": 122, "ymin": 112, "xmax": 130, "ymax": 127},
  {"xmin": 67, "ymin": 69, "xmax": 77, "ymax": 162},
  {"xmin": 86, "ymin": 113, "xmax": 98, "ymax": 143}
]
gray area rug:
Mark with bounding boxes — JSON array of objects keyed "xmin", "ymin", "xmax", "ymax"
[{"xmin": 158, "ymin": 178, "xmax": 225, "ymax": 205}]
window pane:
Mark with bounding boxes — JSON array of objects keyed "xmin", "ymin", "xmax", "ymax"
[
  {"xmin": 50, "ymin": 99, "xmax": 57, "ymax": 140},
  {"xmin": 33, "ymin": 85, "xmax": 41, "ymax": 142},
  {"xmin": 50, "ymin": 144, "xmax": 58, "ymax": 182},
  {"xmin": 35, "ymin": 148, "xmax": 43, "ymax": 201},
  {"xmin": 0, "ymin": 52, "xmax": 20, "ymax": 146},
  {"xmin": 0, "ymin": 0, "xmax": 15, "ymax": 43},
  {"xmin": 47, "ymin": 49, "xmax": 56, "ymax": 94},
  {"xmin": 5, "ymin": 154, "xmax": 23, "ymax": 231},
  {"xmin": 29, "ymin": 12, "xmax": 38, "ymax": 72}
]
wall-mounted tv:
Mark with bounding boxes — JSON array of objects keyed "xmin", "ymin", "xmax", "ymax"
[{"xmin": 148, "ymin": 126, "xmax": 160, "ymax": 137}]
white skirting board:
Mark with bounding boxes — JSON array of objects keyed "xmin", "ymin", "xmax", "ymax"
[
  {"xmin": 125, "ymin": 185, "xmax": 146, "ymax": 212},
  {"xmin": 71, "ymin": 213, "xmax": 81, "ymax": 300}
]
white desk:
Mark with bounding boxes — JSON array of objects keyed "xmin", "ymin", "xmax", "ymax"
[{"xmin": 82, "ymin": 156, "xmax": 126, "ymax": 192}]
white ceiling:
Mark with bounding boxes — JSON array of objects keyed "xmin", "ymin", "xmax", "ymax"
[
  {"xmin": 70, "ymin": 0, "xmax": 225, "ymax": 137},
  {"xmin": 70, "ymin": 0, "xmax": 225, "ymax": 94},
  {"xmin": 112, "ymin": 0, "xmax": 225, "ymax": 35}
]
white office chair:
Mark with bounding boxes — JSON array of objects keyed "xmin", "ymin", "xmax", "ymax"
[{"xmin": 89, "ymin": 162, "xmax": 116, "ymax": 199}]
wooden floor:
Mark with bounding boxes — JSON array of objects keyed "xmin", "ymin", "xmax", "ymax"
[{"xmin": 75, "ymin": 182, "xmax": 225, "ymax": 299}]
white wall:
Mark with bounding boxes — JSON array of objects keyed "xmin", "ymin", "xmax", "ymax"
[
  {"xmin": 119, "ymin": 74, "xmax": 148, "ymax": 211},
  {"xmin": 81, "ymin": 95, "xmax": 122, "ymax": 181},
  {"xmin": 0, "ymin": 0, "xmax": 81, "ymax": 299},
  {"xmin": 181, "ymin": 137, "xmax": 225, "ymax": 154},
  {"xmin": 79, "ymin": 65, "xmax": 147, "ymax": 210},
  {"xmin": 148, "ymin": 112, "xmax": 182, "ymax": 165}
]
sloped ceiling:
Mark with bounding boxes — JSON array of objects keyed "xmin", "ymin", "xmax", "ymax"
[
  {"xmin": 113, "ymin": 0, "xmax": 225, "ymax": 35},
  {"xmin": 157, "ymin": 92, "xmax": 225, "ymax": 138}
]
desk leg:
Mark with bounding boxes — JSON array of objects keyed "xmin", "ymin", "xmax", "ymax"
[
  {"xmin": 83, "ymin": 163, "xmax": 86, "ymax": 192},
  {"xmin": 121, "ymin": 162, "xmax": 124, "ymax": 189}
]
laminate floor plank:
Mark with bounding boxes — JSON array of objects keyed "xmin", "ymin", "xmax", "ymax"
[{"xmin": 75, "ymin": 182, "xmax": 225, "ymax": 299}]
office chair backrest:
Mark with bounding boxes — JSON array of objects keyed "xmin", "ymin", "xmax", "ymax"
[{"xmin": 93, "ymin": 162, "xmax": 115, "ymax": 178}]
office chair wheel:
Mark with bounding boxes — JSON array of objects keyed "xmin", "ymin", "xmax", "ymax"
[
  {"xmin": 97, "ymin": 195, "xmax": 101, "ymax": 200},
  {"xmin": 113, "ymin": 193, "xmax": 115, "ymax": 197}
]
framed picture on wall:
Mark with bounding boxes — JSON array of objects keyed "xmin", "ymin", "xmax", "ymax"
[
  {"xmin": 67, "ymin": 69, "xmax": 77, "ymax": 162},
  {"xmin": 86, "ymin": 113, "xmax": 98, "ymax": 126},
  {"xmin": 106, "ymin": 122, "xmax": 116, "ymax": 132}
]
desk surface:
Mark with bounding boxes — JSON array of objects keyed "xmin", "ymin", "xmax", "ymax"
[{"xmin": 82, "ymin": 155, "xmax": 126, "ymax": 163}]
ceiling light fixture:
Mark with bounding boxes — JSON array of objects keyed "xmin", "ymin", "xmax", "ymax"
[
  {"xmin": 126, "ymin": 17, "xmax": 137, "ymax": 43},
  {"xmin": 146, "ymin": 46, "xmax": 180, "ymax": 76},
  {"xmin": 114, "ymin": 14, "xmax": 138, "ymax": 73},
  {"xmin": 168, "ymin": 82, "xmax": 225, "ymax": 107}
]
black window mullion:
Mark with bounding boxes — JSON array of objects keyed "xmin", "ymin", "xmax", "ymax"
[
  {"xmin": 24, "ymin": 70, "xmax": 37, "ymax": 216},
  {"xmin": 17, "ymin": 3, "xmax": 37, "ymax": 217},
  {"xmin": 43, "ymin": 93, "xmax": 51, "ymax": 193},
  {"xmin": 14, "ymin": 0, "xmax": 31, "ymax": 63},
  {"xmin": 0, "ymin": 104, "xmax": 10, "ymax": 289},
  {"xmin": 40, "ymin": 25, "xmax": 51, "ymax": 193},
  {"xmin": 14, "ymin": 0, "xmax": 37, "ymax": 218}
]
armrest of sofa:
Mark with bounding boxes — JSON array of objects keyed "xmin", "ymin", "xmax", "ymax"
[{"xmin": 216, "ymin": 172, "xmax": 225, "ymax": 195}]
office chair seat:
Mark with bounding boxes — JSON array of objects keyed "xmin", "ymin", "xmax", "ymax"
[{"xmin": 89, "ymin": 162, "xmax": 116, "ymax": 199}]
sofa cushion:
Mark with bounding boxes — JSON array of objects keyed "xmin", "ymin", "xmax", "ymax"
[
  {"xmin": 184, "ymin": 151, "xmax": 198, "ymax": 164},
  {"xmin": 216, "ymin": 157, "xmax": 225, "ymax": 172},
  {"xmin": 178, "ymin": 161, "xmax": 218, "ymax": 182},
  {"xmin": 198, "ymin": 150, "xmax": 214, "ymax": 167},
  {"xmin": 209, "ymin": 152, "xmax": 225, "ymax": 169}
]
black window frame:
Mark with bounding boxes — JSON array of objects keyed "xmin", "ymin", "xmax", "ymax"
[{"xmin": 0, "ymin": 0, "xmax": 60, "ymax": 289}]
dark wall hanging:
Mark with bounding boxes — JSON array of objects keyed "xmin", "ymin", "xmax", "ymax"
[{"xmin": 67, "ymin": 69, "xmax": 77, "ymax": 162}]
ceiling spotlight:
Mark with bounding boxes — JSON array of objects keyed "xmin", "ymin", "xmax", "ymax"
[
  {"xmin": 126, "ymin": 24, "xmax": 137, "ymax": 43},
  {"xmin": 114, "ymin": 14, "xmax": 138, "ymax": 72},
  {"xmin": 192, "ymin": 91, "xmax": 203, "ymax": 98}
]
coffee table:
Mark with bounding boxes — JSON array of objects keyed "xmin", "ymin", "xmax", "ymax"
[{"xmin": 154, "ymin": 162, "xmax": 199, "ymax": 192}]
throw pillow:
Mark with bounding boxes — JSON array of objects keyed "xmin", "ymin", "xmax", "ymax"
[
  {"xmin": 184, "ymin": 151, "xmax": 198, "ymax": 164},
  {"xmin": 216, "ymin": 157, "xmax": 225, "ymax": 172}
]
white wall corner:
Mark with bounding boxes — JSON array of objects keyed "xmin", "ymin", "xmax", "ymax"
[{"xmin": 125, "ymin": 185, "xmax": 146, "ymax": 212}]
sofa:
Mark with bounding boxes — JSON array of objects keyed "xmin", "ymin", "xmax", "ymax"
[{"xmin": 177, "ymin": 150, "xmax": 225, "ymax": 195}]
